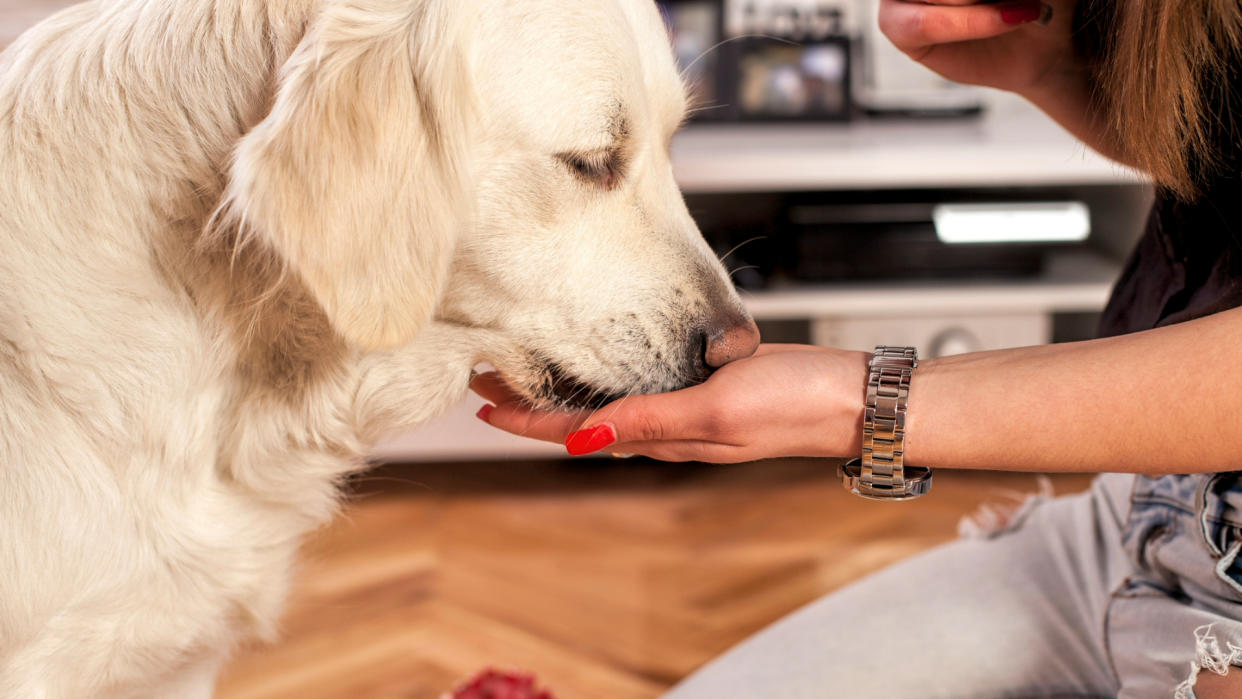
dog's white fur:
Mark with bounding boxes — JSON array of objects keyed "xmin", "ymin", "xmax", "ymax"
[{"xmin": 0, "ymin": 0, "xmax": 753, "ymax": 696}]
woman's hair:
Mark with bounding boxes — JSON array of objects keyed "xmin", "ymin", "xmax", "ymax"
[{"xmin": 1077, "ymin": 0, "xmax": 1242, "ymax": 199}]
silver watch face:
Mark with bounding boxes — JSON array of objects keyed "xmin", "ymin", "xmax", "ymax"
[{"xmin": 839, "ymin": 459, "xmax": 933, "ymax": 501}]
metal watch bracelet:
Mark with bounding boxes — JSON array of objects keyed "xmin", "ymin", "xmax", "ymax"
[{"xmin": 839, "ymin": 346, "xmax": 932, "ymax": 501}]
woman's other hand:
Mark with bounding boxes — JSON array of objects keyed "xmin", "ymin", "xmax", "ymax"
[
  {"xmin": 879, "ymin": 0, "xmax": 1125, "ymax": 162},
  {"xmin": 879, "ymin": 0, "xmax": 1073, "ymax": 95},
  {"xmin": 472, "ymin": 344, "xmax": 870, "ymax": 463}
]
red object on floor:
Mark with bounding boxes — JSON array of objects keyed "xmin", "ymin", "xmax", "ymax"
[{"xmin": 451, "ymin": 669, "xmax": 555, "ymax": 699}]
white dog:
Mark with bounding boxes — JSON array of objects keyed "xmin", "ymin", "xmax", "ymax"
[{"xmin": 0, "ymin": 0, "xmax": 759, "ymax": 695}]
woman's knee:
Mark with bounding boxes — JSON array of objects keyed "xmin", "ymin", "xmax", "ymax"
[{"xmin": 1185, "ymin": 667, "xmax": 1242, "ymax": 699}]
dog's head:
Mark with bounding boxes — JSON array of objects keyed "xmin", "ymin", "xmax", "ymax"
[{"xmin": 225, "ymin": 0, "xmax": 758, "ymax": 409}]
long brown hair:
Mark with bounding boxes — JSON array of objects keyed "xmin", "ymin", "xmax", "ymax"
[{"xmin": 1078, "ymin": 0, "xmax": 1242, "ymax": 199}]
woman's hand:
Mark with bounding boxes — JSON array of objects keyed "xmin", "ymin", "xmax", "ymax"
[
  {"xmin": 879, "ymin": 0, "xmax": 1074, "ymax": 96},
  {"xmin": 880, "ymin": 0, "xmax": 1125, "ymax": 162},
  {"xmin": 472, "ymin": 344, "xmax": 870, "ymax": 463}
]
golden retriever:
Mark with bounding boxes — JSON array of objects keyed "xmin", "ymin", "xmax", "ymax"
[{"xmin": 0, "ymin": 0, "xmax": 759, "ymax": 695}]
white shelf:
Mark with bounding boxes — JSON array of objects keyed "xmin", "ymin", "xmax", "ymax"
[
  {"xmin": 740, "ymin": 251, "xmax": 1121, "ymax": 320},
  {"xmin": 672, "ymin": 97, "xmax": 1145, "ymax": 193}
]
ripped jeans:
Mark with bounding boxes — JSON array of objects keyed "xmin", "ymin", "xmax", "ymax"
[{"xmin": 664, "ymin": 473, "xmax": 1242, "ymax": 699}]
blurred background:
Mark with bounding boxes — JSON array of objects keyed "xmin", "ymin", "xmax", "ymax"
[{"xmin": 1, "ymin": 1, "xmax": 1143, "ymax": 697}]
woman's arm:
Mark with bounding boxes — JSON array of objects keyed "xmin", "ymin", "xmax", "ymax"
[
  {"xmin": 474, "ymin": 306, "xmax": 1242, "ymax": 474},
  {"xmin": 907, "ymin": 305, "xmax": 1242, "ymax": 474}
]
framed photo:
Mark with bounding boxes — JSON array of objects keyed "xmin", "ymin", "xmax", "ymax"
[
  {"xmin": 734, "ymin": 36, "xmax": 850, "ymax": 121},
  {"xmin": 659, "ymin": 0, "xmax": 853, "ymax": 123}
]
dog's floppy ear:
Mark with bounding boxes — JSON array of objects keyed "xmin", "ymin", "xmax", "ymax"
[{"xmin": 222, "ymin": 0, "xmax": 472, "ymax": 349}]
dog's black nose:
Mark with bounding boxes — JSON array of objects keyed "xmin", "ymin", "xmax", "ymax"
[{"xmin": 703, "ymin": 310, "xmax": 760, "ymax": 368}]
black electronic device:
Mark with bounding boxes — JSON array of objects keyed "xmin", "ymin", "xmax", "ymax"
[{"xmin": 683, "ymin": 187, "xmax": 1129, "ymax": 289}]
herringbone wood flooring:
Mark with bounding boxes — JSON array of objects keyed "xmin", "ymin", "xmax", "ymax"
[{"xmin": 216, "ymin": 459, "xmax": 1091, "ymax": 698}]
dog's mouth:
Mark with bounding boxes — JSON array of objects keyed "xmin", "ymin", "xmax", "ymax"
[
  {"xmin": 519, "ymin": 336, "xmax": 708, "ymax": 411},
  {"xmin": 542, "ymin": 362, "xmax": 627, "ymax": 410}
]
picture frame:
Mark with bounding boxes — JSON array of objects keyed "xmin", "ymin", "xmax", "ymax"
[
  {"xmin": 658, "ymin": 0, "xmax": 853, "ymax": 123},
  {"xmin": 730, "ymin": 34, "xmax": 851, "ymax": 122}
]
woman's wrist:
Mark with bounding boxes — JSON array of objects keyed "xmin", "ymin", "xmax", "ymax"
[
  {"xmin": 901, "ymin": 354, "xmax": 943, "ymax": 468},
  {"xmin": 807, "ymin": 346, "xmax": 869, "ymax": 459}
]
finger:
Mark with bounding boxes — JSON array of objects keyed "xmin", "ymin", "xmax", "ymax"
[
  {"xmin": 482, "ymin": 374, "xmax": 747, "ymax": 455},
  {"xmin": 605, "ymin": 439, "xmax": 755, "ymax": 464},
  {"xmin": 483, "ymin": 400, "xmax": 592, "ymax": 444},
  {"xmin": 879, "ymin": 0, "xmax": 1045, "ymax": 52},
  {"xmin": 564, "ymin": 386, "xmax": 740, "ymax": 456},
  {"xmin": 469, "ymin": 371, "xmax": 523, "ymax": 404},
  {"xmin": 478, "ymin": 382, "xmax": 721, "ymax": 450}
]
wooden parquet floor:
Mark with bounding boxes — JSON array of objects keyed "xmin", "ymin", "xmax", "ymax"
[{"xmin": 216, "ymin": 459, "xmax": 1093, "ymax": 699}]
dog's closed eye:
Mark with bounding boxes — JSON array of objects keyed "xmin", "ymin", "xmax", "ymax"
[{"xmin": 558, "ymin": 150, "xmax": 623, "ymax": 190}]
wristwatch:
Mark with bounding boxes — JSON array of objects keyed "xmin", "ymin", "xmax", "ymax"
[{"xmin": 839, "ymin": 346, "xmax": 932, "ymax": 501}]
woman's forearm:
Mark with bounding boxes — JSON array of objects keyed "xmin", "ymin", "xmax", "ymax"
[{"xmin": 905, "ymin": 306, "xmax": 1242, "ymax": 474}]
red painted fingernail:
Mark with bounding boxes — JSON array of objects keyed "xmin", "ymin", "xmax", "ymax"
[
  {"xmin": 565, "ymin": 424, "xmax": 617, "ymax": 456},
  {"xmin": 476, "ymin": 404, "xmax": 494, "ymax": 422},
  {"xmin": 1000, "ymin": 5, "xmax": 1041, "ymax": 24}
]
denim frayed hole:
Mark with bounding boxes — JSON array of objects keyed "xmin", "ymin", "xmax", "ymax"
[
  {"xmin": 1174, "ymin": 624, "xmax": 1242, "ymax": 699},
  {"xmin": 957, "ymin": 476, "xmax": 1054, "ymax": 540}
]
